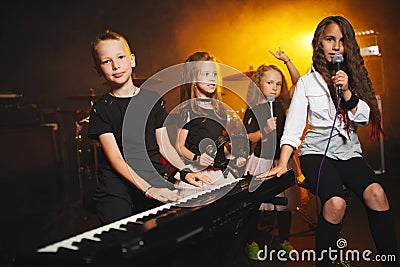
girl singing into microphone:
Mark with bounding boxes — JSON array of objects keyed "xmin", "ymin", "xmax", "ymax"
[{"xmin": 263, "ymin": 16, "xmax": 398, "ymax": 266}]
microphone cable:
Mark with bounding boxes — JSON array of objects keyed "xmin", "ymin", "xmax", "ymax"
[{"xmin": 315, "ymin": 96, "xmax": 342, "ymax": 217}]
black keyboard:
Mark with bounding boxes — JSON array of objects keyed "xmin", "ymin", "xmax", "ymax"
[{"xmin": 32, "ymin": 170, "xmax": 295, "ymax": 267}]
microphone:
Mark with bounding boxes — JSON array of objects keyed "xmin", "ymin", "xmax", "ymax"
[
  {"xmin": 332, "ymin": 54, "xmax": 344, "ymax": 98},
  {"xmin": 266, "ymin": 95, "xmax": 275, "ymax": 117},
  {"xmin": 206, "ymin": 144, "xmax": 217, "ymax": 157},
  {"xmin": 199, "ymin": 138, "xmax": 217, "ymax": 157}
]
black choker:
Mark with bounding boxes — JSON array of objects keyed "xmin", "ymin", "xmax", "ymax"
[{"xmin": 196, "ymin": 98, "xmax": 212, "ymax": 103}]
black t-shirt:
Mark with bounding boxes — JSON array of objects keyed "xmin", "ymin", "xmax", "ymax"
[
  {"xmin": 88, "ymin": 89, "xmax": 169, "ymax": 200},
  {"xmin": 122, "ymin": 89, "xmax": 170, "ymax": 180},
  {"xmin": 88, "ymin": 93, "xmax": 129, "ymax": 151},
  {"xmin": 243, "ymin": 100, "xmax": 286, "ymax": 159},
  {"xmin": 178, "ymin": 101, "xmax": 227, "ymax": 164}
]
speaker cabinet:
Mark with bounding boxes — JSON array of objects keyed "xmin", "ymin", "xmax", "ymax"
[
  {"xmin": 357, "ymin": 32, "xmax": 386, "ymax": 95},
  {"xmin": 357, "ymin": 95, "xmax": 385, "ymax": 174},
  {"xmin": 0, "ymin": 126, "xmax": 63, "ymax": 220},
  {"xmin": 356, "ymin": 33, "xmax": 386, "ymax": 173},
  {"xmin": 365, "ymin": 56, "xmax": 385, "ymax": 95}
]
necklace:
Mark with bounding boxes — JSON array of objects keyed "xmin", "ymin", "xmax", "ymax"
[
  {"xmin": 196, "ymin": 98, "xmax": 214, "ymax": 110},
  {"xmin": 195, "ymin": 98, "xmax": 212, "ymax": 103},
  {"xmin": 110, "ymin": 86, "xmax": 139, "ymax": 97}
]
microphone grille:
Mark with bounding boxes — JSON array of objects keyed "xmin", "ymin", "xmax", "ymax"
[
  {"xmin": 332, "ymin": 54, "xmax": 344, "ymax": 64},
  {"xmin": 206, "ymin": 144, "xmax": 216, "ymax": 156}
]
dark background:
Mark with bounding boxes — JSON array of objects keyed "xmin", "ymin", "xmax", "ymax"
[{"xmin": 1, "ymin": 0, "xmax": 399, "ymax": 127}]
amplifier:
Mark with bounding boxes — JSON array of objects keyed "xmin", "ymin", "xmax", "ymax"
[{"xmin": 0, "ymin": 104, "xmax": 42, "ymax": 127}]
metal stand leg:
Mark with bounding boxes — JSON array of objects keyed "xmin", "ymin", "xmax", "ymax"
[{"xmin": 374, "ymin": 95, "xmax": 385, "ymax": 174}]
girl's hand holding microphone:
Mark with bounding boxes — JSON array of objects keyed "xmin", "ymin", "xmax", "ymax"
[{"xmin": 197, "ymin": 153, "xmax": 215, "ymax": 167}]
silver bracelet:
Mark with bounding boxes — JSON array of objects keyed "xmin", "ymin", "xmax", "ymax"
[{"xmin": 143, "ymin": 186, "xmax": 153, "ymax": 195}]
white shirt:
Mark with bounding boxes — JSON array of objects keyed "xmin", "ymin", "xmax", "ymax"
[{"xmin": 280, "ymin": 66, "xmax": 370, "ymax": 160}]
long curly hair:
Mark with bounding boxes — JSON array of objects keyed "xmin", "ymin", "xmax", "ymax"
[{"xmin": 312, "ymin": 16, "xmax": 382, "ymax": 139}]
